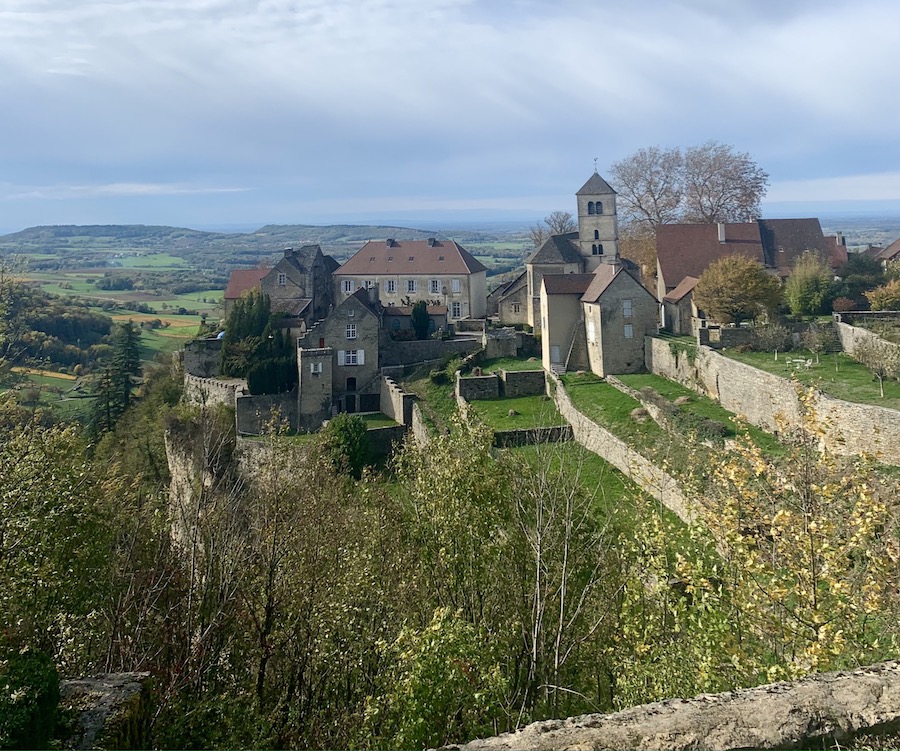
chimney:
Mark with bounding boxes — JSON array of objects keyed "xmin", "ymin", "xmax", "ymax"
[
  {"xmin": 836, "ymin": 231, "xmax": 845, "ymax": 247},
  {"xmin": 283, "ymin": 247, "xmax": 293, "ymax": 257},
  {"xmin": 427, "ymin": 237, "xmax": 436, "ymax": 247},
  {"xmin": 717, "ymin": 223, "xmax": 726, "ymax": 244}
]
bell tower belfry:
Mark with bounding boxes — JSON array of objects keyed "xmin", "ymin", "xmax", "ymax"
[{"xmin": 576, "ymin": 170, "xmax": 619, "ymax": 272}]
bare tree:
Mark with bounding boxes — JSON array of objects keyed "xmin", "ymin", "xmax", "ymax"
[
  {"xmin": 853, "ymin": 334, "xmax": 900, "ymax": 398},
  {"xmin": 609, "ymin": 141, "xmax": 768, "ymax": 227},
  {"xmin": 681, "ymin": 141, "xmax": 769, "ymax": 223},
  {"xmin": 609, "ymin": 146, "xmax": 684, "ymax": 228},
  {"xmin": 545, "ymin": 210, "xmax": 576, "ymax": 235},
  {"xmin": 530, "ymin": 212, "xmax": 576, "ymax": 248}
]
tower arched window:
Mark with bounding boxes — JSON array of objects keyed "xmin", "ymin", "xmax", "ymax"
[
  {"xmin": 592, "ymin": 244, "xmax": 598, "ymax": 254},
  {"xmin": 596, "ymin": 201, "xmax": 603, "ymax": 215},
  {"xmin": 592, "ymin": 244, "xmax": 604, "ymax": 256},
  {"xmin": 587, "ymin": 201, "xmax": 595, "ymax": 215},
  {"xmin": 594, "ymin": 230, "xmax": 600, "ymax": 240}
]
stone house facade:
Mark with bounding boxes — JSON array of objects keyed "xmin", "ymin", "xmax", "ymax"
[
  {"xmin": 333, "ymin": 238, "xmax": 487, "ymax": 322},
  {"xmin": 540, "ymin": 265, "xmax": 657, "ymax": 376},
  {"xmin": 296, "ymin": 288, "xmax": 382, "ymax": 426}
]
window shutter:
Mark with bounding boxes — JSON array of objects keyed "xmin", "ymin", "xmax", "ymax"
[
  {"xmin": 338, "ymin": 350, "xmax": 346, "ymax": 366},
  {"xmin": 358, "ymin": 349, "xmax": 365, "ymax": 366}
]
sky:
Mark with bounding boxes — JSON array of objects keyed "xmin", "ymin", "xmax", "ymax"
[{"xmin": 2, "ymin": 0, "xmax": 900, "ymax": 233}]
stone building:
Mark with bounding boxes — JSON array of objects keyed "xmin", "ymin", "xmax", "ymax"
[
  {"xmin": 516, "ymin": 171, "xmax": 621, "ymax": 333},
  {"xmin": 540, "ymin": 265, "xmax": 657, "ymax": 376},
  {"xmin": 296, "ymin": 287, "xmax": 382, "ymax": 428},
  {"xmin": 333, "ymin": 238, "xmax": 487, "ymax": 322},
  {"xmin": 223, "ymin": 244, "xmax": 338, "ymax": 331}
]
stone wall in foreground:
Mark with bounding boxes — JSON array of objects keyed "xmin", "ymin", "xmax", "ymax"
[{"xmin": 449, "ymin": 660, "xmax": 900, "ymax": 751}]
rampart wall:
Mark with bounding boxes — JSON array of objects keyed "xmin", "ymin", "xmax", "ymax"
[
  {"xmin": 500, "ymin": 369, "xmax": 546, "ymax": 397},
  {"xmin": 380, "ymin": 376, "xmax": 415, "ymax": 425},
  {"xmin": 381, "ymin": 338, "xmax": 481, "ymax": 366},
  {"xmin": 235, "ymin": 391, "xmax": 298, "ymax": 435},
  {"xmin": 183, "ymin": 374, "xmax": 245, "ymax": 407}
]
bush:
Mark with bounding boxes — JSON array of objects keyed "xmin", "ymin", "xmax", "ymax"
[
  {"xmin": 0, "ymin": 645, "xmax": 59, "ymax": 750},
  {"xmin": 320, "ymin": 414, "xmax": 370, "ymax": 479},
  {"xmin": 832, "ymin": 296, "xmax": 856, "ymax": 312}
]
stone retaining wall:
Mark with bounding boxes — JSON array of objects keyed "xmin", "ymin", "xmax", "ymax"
[
  {"xmin": 381, "ymin": 337, "xmax": 481, "ymax": 366},
  {"xmin": 367, "ymin": 424, "xmax": 407, "ymax": 456},
  {"xmin": 493, "ymin": 425, "xmax": 573, "ymax": 448},
  {"xmin": 456, "ymin": 372, "xmax": 500, "ymax": 401},
  {"xmin": 381, "ymin": 376, "xmax": 415, "ymax": 425},
  {"xmin": 181, "ymin": 337, "xmax": 223, "ymax": 377},
  {"xmin": 549, "ymin": 372, "xmax": 693, "ymax": 523},
  {"xmin": 835, "ymin": 320, "xmax": 900, "ymax": 360},
  {"xmin": 645, "ymin": 337, "xmax": 900, "ymax": 466},
  {"xmin": 500, "ymin": 369, "xmax": 545, "ymax": 397},
  {"xmin": 411, "ymin": 402, "xmax": 432, "ymax": 445},
  {"xmin": 450, "ymin": 660, "xmax": 900, "ymax": 751}
]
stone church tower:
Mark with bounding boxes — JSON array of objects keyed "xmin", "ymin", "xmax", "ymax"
[{"xmin": 575, "ymin": 171, "xmax": 619, "ymax": 272}]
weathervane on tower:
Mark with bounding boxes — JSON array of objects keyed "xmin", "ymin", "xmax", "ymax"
[{"xmin": 593, "ymin": 157, "xmax": 598, "ymax": 173}]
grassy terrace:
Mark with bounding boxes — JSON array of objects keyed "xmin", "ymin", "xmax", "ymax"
[
  {"xmin": 615, "ymin": 373, "xmax": 785, "ymax": 456},
  {"xmin": 723, "ymin": 349, "xmax": 900, "ymax": 411},
  {"xmin": 468, "ymin": 394, "xmax": 563, "ymax": 431},
  {"xmin": 479, "ymin": 356, "xmax": 543, "ymax": 373}
]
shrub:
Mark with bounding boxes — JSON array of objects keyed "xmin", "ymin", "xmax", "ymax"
[
  {"xmin": 832, "ymin": 296, "xmax": 856, "ymax": 312},
  {"xmin": 0, "ymin": 645, "xmax": 59, "ymax": 750},
  {"xmin": 865, "ymin": 279, "xmax": 900, "ymax": 311},
  {"xmin": 320, "ymin": 413, "xmax": 370, "ymax": 479}
]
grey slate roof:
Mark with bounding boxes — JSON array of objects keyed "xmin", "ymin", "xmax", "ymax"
[
  {"xmin": 526, "ymin": 232, "xmax": 583, "ymax": 265},
  {"xmin": 576, "ymin": 172, "xmax": 617, "ymax": 196}
]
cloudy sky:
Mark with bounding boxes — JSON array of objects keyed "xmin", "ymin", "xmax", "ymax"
[{"xmin": 1, "ymin": 0, "xmax": 899, "ymax": 232}]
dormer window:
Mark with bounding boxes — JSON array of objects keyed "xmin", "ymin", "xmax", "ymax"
[
  {"xmin": 387, "ymin": 256, "xmax": 393, "ymax": 261},
  {"xmin": 408, "ymin": 256, "xmax": 414, "ymax": 261}
]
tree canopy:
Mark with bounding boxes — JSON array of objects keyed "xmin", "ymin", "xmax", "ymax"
[
  {"xmin": 610, "ymin": 141, "xmax": 769, "ymax": 228},
  {"xmin": 693, "ymin": 255, "xmax": 782, "ymax": 324}
]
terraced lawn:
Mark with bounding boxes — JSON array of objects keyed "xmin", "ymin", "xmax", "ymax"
[{"xmin": 468, "ymin": 394, "xmax": 563, "ymax": 430}]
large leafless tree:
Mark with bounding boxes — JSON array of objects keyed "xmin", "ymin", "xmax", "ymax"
[
  {"xmin": 530, "ymin": 211, "xmax": 577, "ymax": 247},
  {"xmin": 610, "ymin": 141, "xmax": 768, "ymax": 228}
]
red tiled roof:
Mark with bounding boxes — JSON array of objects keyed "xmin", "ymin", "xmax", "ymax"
[
  {"xmin": 335, "ymin": 239, "xmax": 487, "ymax": 275},
  {"xmin": 663, "ymin": 275, "xmax": 699, "ymax": 304},
  {"xmin": 541, "ymin": 274, "xmax": 594, "ymax": 295},
  {"xmin": 656, "ymin": 223, "xmax": 764, "ymax": 291},
  {"xmin": 224, "ymin": 268, "xmax": 268, "ymax": 299}
]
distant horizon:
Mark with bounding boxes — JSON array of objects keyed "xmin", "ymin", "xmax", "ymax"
[{"xmin": 3, "ymin": 199, "xmax": 900, "ymax": 239}]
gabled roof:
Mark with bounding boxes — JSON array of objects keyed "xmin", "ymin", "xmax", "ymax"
[
  {"xmin": 493, "ymin": 270, "xmax": 527, "ymax": 302},
  {"xmin": 224, "ymin": 268, "xmax": 268, "ymax": 300},
  {"xmin": 271, "ymin": 298, "xmax": 311, "ymax": 317},
  {"xmin": 663, "ymin": 276, "xmax": 699, "ymax": 304},
  {"xmin": 336, "ymin": 239, "xmax": 487, "ymax": 275},
  {"xmin": 526, "ymin": 232, "xmax": 583, "ymax": 265},
  {"xmin": 323, "ymin": 255, "xmax": 340, "ymax": 274},
  {"xmin": 876, "ymin": 238, "xmax": 900, "ymax": 262},
  {"xmin": 582, "ymin": 264, "xmax": 655, "ymax": 303},
  {"xmin": 280, "ymin": 244, "xmax": 323, "ymax": 272},
  {"xmin": 541, "ymin": 273, "xmax": 594, "ymax": 295},
  {"xmin": 757, "ymin": 219, "xmax": 827, "ymax": 276},
  {"xmin": 576, "ymin": 172, "xmax": 616, "ymax": 196},
  {"xmin": 656, "ymin": 223, "xmax": 764, "ymax": 290}
]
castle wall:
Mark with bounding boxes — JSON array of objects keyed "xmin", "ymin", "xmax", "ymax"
[
  {"xmin": 456, "ymin": 372, "xmax": 500, "ymax": 401},
  {"xmin": 181, "ymin": 338, "xmax": 223, "ymax": 377},
  {"xmin": 381, "ymin": 337, "xmax": 480, "ymax": 366},
  {"xmin": 235, "ymin": 391, "xmax": 298, "ymax": 435},
  {"xmin": 380, "ymin": 376, "xmax": 415, "ymax": 426},
  {"xmin": 183, "ymin": 374, "xmax": 244, "ymax": 407}
]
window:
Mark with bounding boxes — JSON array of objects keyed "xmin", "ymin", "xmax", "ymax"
[
  {"xmin": 592, "ymin": 244, "xmax": 604, "ymax": 255},
  {"xmin": 588, "ymin": 201, "xmax": 595, "ymax": 215},
  {"xmin": 596, "ymin": 201, "xmax": 603, "ymax": 214},
  {"xmin": 430, "ymin": 279, "xmax": 440, "ymax": 294},
  {"xmin": 346, "ymin": 323, "xmax": 357, "ymax": 339},
  {"xmin": 309, "ymin": 362, "xmax": 323, "ymax": 375},
  {"xmin": 407, "ymin": 279, "xmax": 417, "ymax": 293},
  {"xmin": 511, "ymin": 302, "xmax": 521, "ymax": 314},
  {"xmin": 451, "ymin": 279, "xmax": 461, "ymax": 293},
  {"xmin": 623, "ymin": 298, "xmax": 633, "ymax": 318},
  {"xmin": 451, "ymin": 301, "xmax": 461, "ymax": 318},
  {"xmin": 594, "ymin": 230, "xmax": 600, "ymax": 240},
  {"xmin": 624, "ymin": 323, "xmax": 634, "ymax": 339},
  {"xmin": 386, "ymin": 279, "xmax": 396, "ymax": 294},
  {"xmin": 338, "ymin": 349, "xmax": 365, "ymax": 366},
  {"xmin": 342, "ymin": 279, "xmax": 353, "ymax": 293},
  {"xmin": 365, "ymin": 279, "xmax": 375, "ymax": 289},
  {"xmin": 278, "ymin": 272, "xmax": 286, "ymax": 286},
  {"xmin": 391, "ymin": 318, "xmax": 401, "ymax": 330}
]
